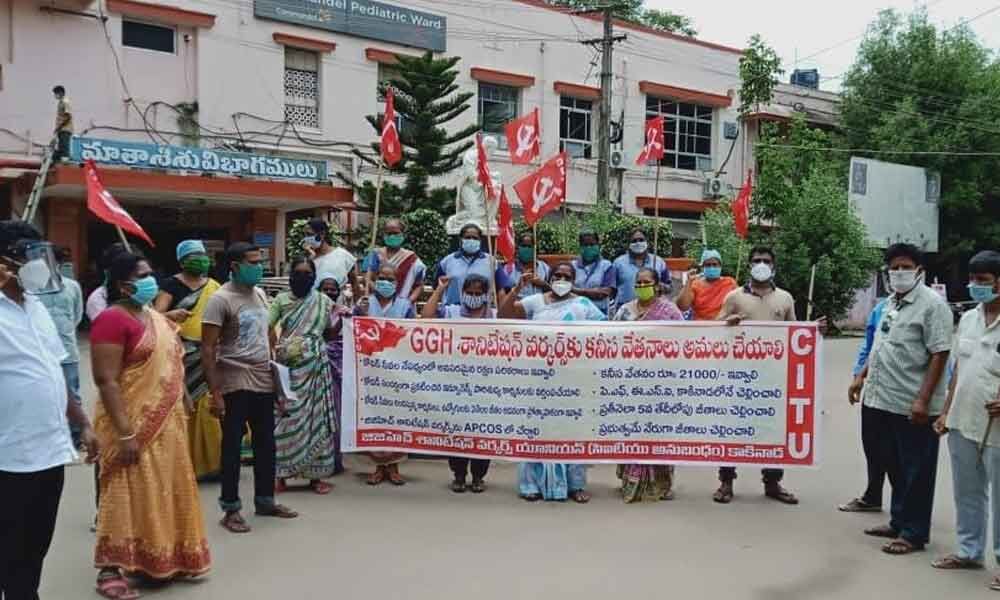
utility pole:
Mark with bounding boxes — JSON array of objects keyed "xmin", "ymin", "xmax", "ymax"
[{"xmin": 579, "ymin": 5, "xmax": 626, "ymax": 205}]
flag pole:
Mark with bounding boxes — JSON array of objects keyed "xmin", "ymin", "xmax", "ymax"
[
  {"xmin": 532, "ymin": 222, "xmax": 538, "ymax": 270},
  {"xmin": 369, "ymin": 159, "xmax": 385, "ymax": 250},
  {"xmin": 653, "ymin": 161, "xmax": 661, "ymax": 255},
  {"xmin": 806, "ymin": 264, "xmax": 817, "ymax": 321},
  {"xmin": 115, "ymin": 226, "xmax": 132, "ymax": 253}
]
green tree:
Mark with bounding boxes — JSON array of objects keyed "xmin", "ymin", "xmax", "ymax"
[
  {"xmin": 544, "ymin": 1, "xmax": 697, "ymax": 36},
  {"xmin": 738, "ymin": 35, "xmax": 784, "ymax": 118},
  {"xmin": 839, "ymin": 9, "xmax": 1000, "ymax": 264},
  {"xmin": 340, "ymin": 52, "xmax": 478, "ymax": 215}
]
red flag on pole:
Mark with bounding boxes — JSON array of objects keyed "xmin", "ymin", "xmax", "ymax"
[
  {"xmin": 513, "ymin": 152, "xmax": 567, "ymax": 227},
  {"xmin": 635, "ymin": 116, "xmax": 665, "ymax": 165},
  {"xmin": 732, "ymin": 170, "xmax": 753, "ymax": 239},
  {"xmin": 84, "ymin": 160, "xmax": 155, "ymax": 247},
  {"xmin": 475, "ymin": 133, "xmax": 496, "ymax": 200},
  {"xmin": 496, "ymin": 185, "xmax": 516, "ymax": 263},
  {"xmin": 504, "ymin": 108, "xmax": 540, "ymax": 165},
  {"xmin": 381, "ymin": 87, "xmax": 402, "ymax": 167}
]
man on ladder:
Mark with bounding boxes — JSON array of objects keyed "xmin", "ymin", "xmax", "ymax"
[{"xmin": 52, "ymin": 85, "xmax": 73, "ymax": 162}]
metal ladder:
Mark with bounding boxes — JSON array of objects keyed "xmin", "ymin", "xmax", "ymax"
[{"xmin": 21, "ymin": 142, "xmax": 56, "ymax": 224}]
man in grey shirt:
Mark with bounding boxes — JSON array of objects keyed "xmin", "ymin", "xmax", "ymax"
[{"xmin": 849, "ymin": 243, "xmax": 953, "ymax": 555}]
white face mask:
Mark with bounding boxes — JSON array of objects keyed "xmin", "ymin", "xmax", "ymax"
[
  {"xmin": 551, "ymin": 280, "xmax": 573, "ymax": 298},
  {"xmin": 18, "ymin": 258, "xmax": 53, "ymax": 293},
  {"xmin": 889, "ymin": 269, "xmax": 920, "ymax": 294},
  {"xmin": 750, "ymin": 262, "xmax": 773, "ymax": 283}
]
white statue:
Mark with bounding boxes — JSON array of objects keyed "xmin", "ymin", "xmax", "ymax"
[{"xmin": 446, "ymin": 137, "xmax": 501, "ymax": 235}]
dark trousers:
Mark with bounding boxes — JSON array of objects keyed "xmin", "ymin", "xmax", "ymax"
[
  {"xmin": 449, "ymin": 458, "xmax": 490, "ymax": 482},
  {"xmin": 861, "ymin": 404, "xmax": 888, "ymax": 505},
  {"xmin": 718, "ymin": 467, "xmax": 783, "ymax": 485},
  {"xmin": 873, "ymin": 406, "xmax": 940, "ymax": 546},
  {"xmin": 53, "ymin": 131, "xmax": 71, "ymax": 161},
  {"xmin": 0, "ymin": 466, "xmax": 65, "ymax": 600},
  {"xmin": 220, "ymin": 390, "xmax": 276, "ymax": 513}
]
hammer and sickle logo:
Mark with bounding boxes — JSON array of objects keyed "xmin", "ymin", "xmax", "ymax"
[
  {"xmin": 514, "ymin": 123, "xmax": 537, "ymax": 159},
  {"xmin": 531, "ymin": 176, "xmax": 561, "ymax": 213},
  {"xmin": 643, "ymin": 124, "xmax": 662, "ymax": 156}
]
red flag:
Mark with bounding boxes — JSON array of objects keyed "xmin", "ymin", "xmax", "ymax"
[
  {"xmin": 475, "ymin": 133, "xmax": 496, "ymax": 200},
  {"xmin": 635, "ymin": 115, "xmax": 665, "ymax": 165},
  {"xmin": 496, "ymin": 185, "xmax": 515, "ymax": 263},
  {"xmin": 732, "ymin": 170, "xmax": 753, "ymax": 239},
  {"xmin": 504, "ymin": 108, "xmax": 540, "ymax": 165},
  {"xmin": 381, "ymin": 87, "xmax": 402, "ymax": 167},
  {"xmin": 84, "ymin": 160, "xmax": 155, "ymax": 247},
  {"xmin": 513, "ymin": 152, "xmax": 567, "ymax": 227}
]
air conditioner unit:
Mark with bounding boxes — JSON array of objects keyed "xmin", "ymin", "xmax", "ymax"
[
  {"xmin": 703, "ymin": 176, "xmax": 728, "ymax": 198},
  {"xmin": 610, "ymin": 150, "xmax": 628, "ymax": 170}
]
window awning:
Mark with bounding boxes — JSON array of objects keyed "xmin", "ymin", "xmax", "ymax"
[
  {"xmin": 553, "ymin": 81, "xmax": 600, "ymax": 100},
  {"xmin": 471, "ymin": 67, "xmax": 535, "ymax": 88},
  {"xmin": 107, "ymin": 0, "xmax": 216, "ymax": 28},
  {"xmin": 638, "ymin": 81, "xmax": 731, "ymax": 108},
  {"xmin": 273, "ymin": 33, "xmax": 336, "ymax": 54}
]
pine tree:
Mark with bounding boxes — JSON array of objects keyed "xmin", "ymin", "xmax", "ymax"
[{"xmin": 346, "ymin": 51, "xmax": 478, "ymax": 215}]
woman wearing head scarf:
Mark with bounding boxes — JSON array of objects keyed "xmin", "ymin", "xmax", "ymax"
[
  {"xmin": 500, "ymin": 262, "xmax": 606, "ymax": 503},
  {"xmin": 268, "ymin": 257, "xmax": 338, "ymax": 494},
  {"xmin": 676, "ymin": 249, "xmax": 738, "ymax": 320},
  {"xmin": 613, "ymin": 267, "xmax": 684, "ymax": 502},
  {"xmin": 355, "ymin": 263, "xmax": 412, "ymax": 485},
  {"xmin": 422, "ymin": 273, "xmax": 495, "ymax": 493},
  {"xmin": 318, "ymin": 274, "xmax": 353, "ymax": 474},
  {"xmin": 152, "ymin": 240, "xmax": 223, "ymax": 480},
  {"xmin": 91, "ymin": 252, "xmax": 211, "ymax": 598}
]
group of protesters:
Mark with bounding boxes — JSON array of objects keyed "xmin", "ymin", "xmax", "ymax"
[{"xmin": 3, "ymin": 212, "xmax": 1000, "ymax": 598}]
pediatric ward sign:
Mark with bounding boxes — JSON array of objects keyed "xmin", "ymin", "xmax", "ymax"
[{"xmin": 342, "ymin": 318, "xmax": 822, "ymax": 468}]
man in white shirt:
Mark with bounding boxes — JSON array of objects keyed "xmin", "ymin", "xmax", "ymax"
[
  {"xmin": 304, "ymin": 218, "xmax": 358, "ymax": 298},
  {"xmin": 0, "ymin": 220, "xmax": 97, "ymax": 600},
  {"xmin": 932, "ymin": 251, "xmax": 1000, "ymax": 588}
]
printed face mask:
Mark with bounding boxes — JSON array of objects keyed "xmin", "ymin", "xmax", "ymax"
[
  {"xmin": 629, "ymin": 241, "xmax": 648, "ymax": 255},
  {"xmin": 750, "ymin": 263, "xmax": 773, "ymax": 283},
  {"xmin": 462, "ymin": 293, "xmax": 486, "ymax": 310}
]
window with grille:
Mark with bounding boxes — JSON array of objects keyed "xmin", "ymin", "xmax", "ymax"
[
  {"xmin": 377, "ymin": 64, "xmax": 412, "ymax": 134},
  {"xmin": 559, "ymin": 96, "xmax": 592, "ymax": 159},
  {"xmin": 645, "ymin": 96, "xmax": 713, "ymax": 171},
  {"xmin": 284, "ymin": 48, "xmax": 319, "ymax": 129},
  {"xmin": 478, "ymin": 83, "xmax": 519, "ymax": 150},
  {"xmin": 122, "ymin": 20, "xmax": 175, "ymax": 53}
]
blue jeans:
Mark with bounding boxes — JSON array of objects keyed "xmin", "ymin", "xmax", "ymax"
[
  {"xmin": 948, "ymin": 432, "xmax": 1000, "ymax": 562},
  {"xmin": 62, "ymin": 362, "xmax": 81, "ymax": 445},
  {"xmin": 875, "ymin": 407, "xmax": 940, "ymax": 546}
]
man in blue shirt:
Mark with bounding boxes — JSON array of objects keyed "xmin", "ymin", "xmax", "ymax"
[
  {"xmin": 503, "ymin": 231, "xmax": 549, "ymax": 299},
  {"xmin": 435, "ymin": 223, "xmax": 513, "ymax": 305},
  {"xmin": 840, "ymin": 298, "xmax": 888, "ymax": 513},
  {"xmin": 571, "ymin": 230, "xmax": 616, "ymax": 315},
  {"xmin": 612, "ymin": 228, "xmax": 669, "ymax": 308}
]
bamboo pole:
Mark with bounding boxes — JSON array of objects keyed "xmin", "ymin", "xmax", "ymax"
[
  {"xmin": 806, "ymin": 264, "xmax": 817, "ymax": 321},
  {"xmin": 369, "ymin": 159, "xmax": 385, "ymax": 250},
  {"xmin": 653, "ymin": 161, "xmax": 661, "ymax": 255},
  {"xmin": 115, "ymin": 226, "xmax": 132, "ymax": 253}
]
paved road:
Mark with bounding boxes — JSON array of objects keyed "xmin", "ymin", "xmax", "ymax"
[{"xmin": 41, "ymin": 338, "xmax": 992, "ymax": 599}]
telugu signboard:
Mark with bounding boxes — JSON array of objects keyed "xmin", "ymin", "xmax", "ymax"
[
  {"xmin": 255, "ymin": 0, "xmax": 446, "ymax": 52},
  {"xmin": 71, "ymin": 137, "xmax": 328, "ymax": 181},
  {"xmin": 342, "ymin": 318, "xmax": 822, "ymax": 468}
]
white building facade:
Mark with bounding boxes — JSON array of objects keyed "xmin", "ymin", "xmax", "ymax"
[{"xmin": 0, "ymin": 0, "xmax": 833, "ymax": 276}]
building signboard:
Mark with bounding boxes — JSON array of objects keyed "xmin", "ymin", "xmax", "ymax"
[
  {"xmin": 254, "ymin": 0, "xmax": 446, "ymax": 52},
  {"xmin": 71, "ymin": 137, "xmax": 328, "ymax": 181}
]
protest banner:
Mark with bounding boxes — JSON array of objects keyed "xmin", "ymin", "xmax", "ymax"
[{"xmin": 342, "ymin": 318, "xmax": 822, "ymax": 468}]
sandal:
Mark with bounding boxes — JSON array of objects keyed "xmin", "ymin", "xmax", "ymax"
[
  {"xmin": 931, "ymin": 554, "xmax": 983, "ymax": 570},
  {"xmin": 883, "ymin": 538, "xmax": 925, "ymax": 555},
  {"xmin": 765, "ymin": 484, "xmax": 799, "ymax": 505},
  {"xmin": 864, "ymin": 524, "xmax": 899, "ymax": 539},
  {"xmin": 97, "ymin": 573, "xmax": 140, "ymax": 599},
  {"xmin": 713, "ymin": 483, "xmax": 734, "ymax": 504},
  {"xmin": 450, "ymin": 480, "xmax": 467, "ymax": 493},
  {"xmin": 310, "ymin": 480, "xmax": 333, "ymax": 495},
  {"xmin": 469, "ymin": 480, "xmax": 486, "ymax": 494},
  {"xmin": 838, "ymin": 497, "xmax": 881, "ymax": 512},
  {"xmin": 367, "ymin": 467, "xmax": 386, "ymax": 486},
  {"xmin": 569, "ymin": 490, "xmax": 591, "ymax": 504},
  {"xmin": 256, "ymin": 504, "xmax": 298, "ymax": 519},
  {"xmin": 386, "ymin": 464, "xmax": 405, "ymax": 486},
  {"xmin": 219, "ymin": 512, "xmax": 251, "ymax": 534},
  {"xmin": 521, "ymin": 493, "xmax": 543, "ymax": 502}
]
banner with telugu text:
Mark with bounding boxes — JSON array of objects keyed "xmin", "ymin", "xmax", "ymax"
[{"xmin": 342, "ymin": 318, "xmax": 822, "ymax": 468}]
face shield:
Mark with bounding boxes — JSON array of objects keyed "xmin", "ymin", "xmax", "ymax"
[{"xmin": 8, "ymin": 241, "xmax": 64, "ymax": 295}]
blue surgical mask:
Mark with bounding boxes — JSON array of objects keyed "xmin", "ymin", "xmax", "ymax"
[
  {"xmin": 374, "ymin": 279, "xmax": 397, "ymax": 298},
  {"xmin": 703, "ymin": 266, "xmax": 722, "ymax": 280},
  {"xmin": 462, "ymin": 238, "xmax": 481, "ymax": 255},
  {"xmin": 968, "ymin": 283, "xmax": 999, "ymax": 304},
  {"xmin": 129, "ymin": 276, "xmax": 159, "ymax": 306}
]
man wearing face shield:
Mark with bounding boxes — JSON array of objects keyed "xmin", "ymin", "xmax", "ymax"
[
  {"xmin": 0, "ymin": 220, "xmax": 97, "ymax": 600},
  {"xmin": 715, "ymin": 246, "xmax": 799, "ymax": 506},
  {"xmin": 848, "ymin": 243, "xmax": 953, "ymax": 556}
]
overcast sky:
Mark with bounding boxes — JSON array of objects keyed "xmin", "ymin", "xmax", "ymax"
[{"xmin": 644, "ymin": 0, "xmax": 1000, "ymax": 90}]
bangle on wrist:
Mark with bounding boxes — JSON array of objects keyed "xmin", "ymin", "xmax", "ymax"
[{"xmin": 119, "ymin": 432, "xmax": 137, "ymax": 441}]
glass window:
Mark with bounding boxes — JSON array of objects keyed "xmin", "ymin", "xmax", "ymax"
[
  {"xmin": 559, "ymin": 96, "xmax": 592, "ymax": 159},
  {"xmin": 122, "ymin": 20, "xmax": 175, "ymax": 53},
  {"xmin": 478, "ymin": 83, "xmax": 519, "ymax": 150},
  {"xmin": 645, "ymin": 97, "xmax": 713, "ymax": 171},
  {"xmin": 284, "ymin": 48, "xmax": 319, "ymax": 129}
]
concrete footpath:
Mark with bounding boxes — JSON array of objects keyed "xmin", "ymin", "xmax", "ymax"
[{"xmin": 41, "ymin": 339, "xmax": 992, "ymax": 599}]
